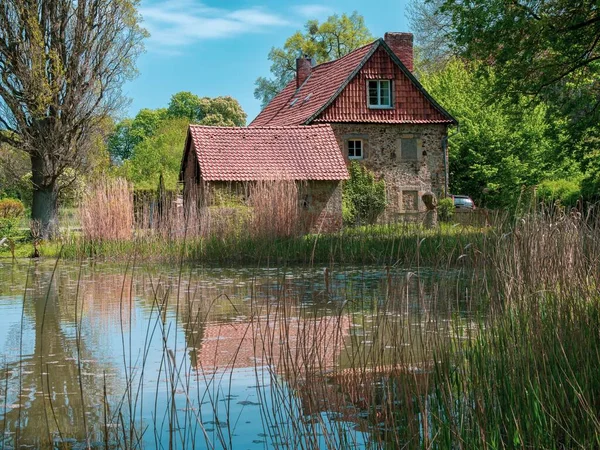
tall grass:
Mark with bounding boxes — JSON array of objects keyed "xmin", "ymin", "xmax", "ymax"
[
  {"xmin": 249, "ymin": 180, "xmax": 300, "ymax": 238},
  {"xmin": 79, "ymin": 178, "xmax": 134, "ymax": 241}
]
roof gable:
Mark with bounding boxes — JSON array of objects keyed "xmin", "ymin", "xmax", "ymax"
[
  {"xmin": 185, "ymin": 124, "xmax": 349, "ymax": 182},
  {"xmin": 250, "ymin": 39, "xmax": 456, "ymax": 127}
]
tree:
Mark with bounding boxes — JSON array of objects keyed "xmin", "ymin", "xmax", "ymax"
[
  {"xmin": 407, "ymin": 0, "xmax": 454, "ymax": 72},
  {"xmin": 419, "ymin": 59, "xmax": 577, "ymax": 208},
  {"xmin": 121, "ymin": 118, "xmax": 189, "ymax": 191},
  {"xmin": 254, "ymin": 12, "xmax": 373, "ymax": 107},
  {"xmin": 167, "ymin": 92, "xmax": 246, "ymax": 126},
  {"xmin": 108, "ymin": 108, "xmax": 167, "ymax": 162},
  {"xmin": 114, "ymin": 93, "xmax": 247, "ymax": 189},
  {"xmin": 0, "ymin": 0, "xmax": 146, "ymax": 236},
  {"xmin": 109, "ymin": 93, "xmax": 246, "ymax": 163},
  {"xmin": 435, "ymin": 0, "xmax": 600, "ymax": 99}
]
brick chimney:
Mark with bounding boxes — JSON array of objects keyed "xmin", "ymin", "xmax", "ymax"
[
  {"xmin": 296, "ymin": 56, "xmax": 312, "ymax": 88},
  {"xmin": 384, "ymin": 32, "xmax": 414, "ymax": 72}
]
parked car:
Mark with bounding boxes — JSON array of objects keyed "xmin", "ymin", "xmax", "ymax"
[{"xmin": 451, "ymin": 195, "xmax": 476, "ymax": 210}]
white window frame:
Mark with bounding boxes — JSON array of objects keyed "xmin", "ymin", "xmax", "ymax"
[
  {"xmin": 367, "ymin": 80, "xmax": 393, "ymax": 109},
  {"xmin": 347, "ymin": 139, "xmax": 364, "ymax": 160}
]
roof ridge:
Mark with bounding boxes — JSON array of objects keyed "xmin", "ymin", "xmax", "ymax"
[
  {"xmin": 189, "ymin": 124, "xmax": 332, "ymax": 130},
  {"xmin": 309, "ymin": 40, "xmax": 377, "ymax": 71}
]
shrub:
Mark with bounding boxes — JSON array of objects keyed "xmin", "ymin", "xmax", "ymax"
[
  {"xmin": 343, "ymin": 162, "xmax": 386, "ymax": 225},
  {"xmin": 0, "ymin": 198, "xmax": 24, "ymax": 239},
  {"xmin": 537, "ymin": 179, "xmax": 581, "ymax": 208},
  {"xmin": 438, "ymin": 197, "xmax": 454, "ymax": 222},
  {"xmin": 0, "ymin": 198, "xmax": 25, "ymax": 219}
]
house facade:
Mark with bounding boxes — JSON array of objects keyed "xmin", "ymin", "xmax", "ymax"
[
  {"xmin": 181, "ymin": 32, "xmax": 456, "ymax": 229},
  {"xmin": 250, "ymin": 32, "xmax": 457, "ymax": 219},
  {"xmin": 180, "ymin": 124, "xmax": 349, "ymax": 232}
]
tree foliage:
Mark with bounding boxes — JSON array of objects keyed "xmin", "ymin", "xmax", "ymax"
[
  {"xmin": 110, "ymin": 92, "xmax": 247, "ymax": 190},
  {"xmin": 410, "ymin": 0, "xmax": 599, "ymax": 205},
  {"xmin": 0, "ymin": 0, "xmax": 146, "ymax": 235},
  {"xmin": 254, "ymin": 12, "xmax": 373, "ymax": 107},
  {"xmin": 420, "ymin": 59, "xmax": 577, "ymax": 208},
  {"xmin": 109, "ymin": 93, "xmax": 246, "ymax": 163},
  {"xmin": 121, "ymin": 118, "xmax": 189, "ymax": 191},
  {"xmin": 436, "ymin": 0, "xmax": 600, "ymax": 100}
]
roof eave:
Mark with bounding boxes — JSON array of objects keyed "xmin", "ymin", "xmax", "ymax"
[{"xmin": 303, "ymin": 41, "xmax": 380, "ymax": 125}]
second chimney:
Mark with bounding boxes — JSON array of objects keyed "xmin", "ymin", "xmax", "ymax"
[
  {"xmin": 296, "ymin": 56, "xmax": 312, "ymax": 89},
  {"xmin": 384, "ymin": 32, "xmax": 414, "ymax": 72}
]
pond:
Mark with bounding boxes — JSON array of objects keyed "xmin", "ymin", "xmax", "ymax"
[{"xmin": 0, "ymin": 260, "xmax": 480, "ymax": 449}]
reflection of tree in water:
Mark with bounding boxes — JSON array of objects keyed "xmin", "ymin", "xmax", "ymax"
[{"xmin": 1, "ymin": 263, "xmax": 122, "ymax": 448}]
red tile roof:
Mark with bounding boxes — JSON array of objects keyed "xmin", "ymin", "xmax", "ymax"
[
  {"xmin": 250, "ymin": 39, "xmax": 456, "ymax": 127},
  {"xmin": 187, "ymin": 124, "xmax": 349, "ymax": 181}
]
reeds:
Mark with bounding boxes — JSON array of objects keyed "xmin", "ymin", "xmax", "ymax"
[
  {"xmin": 79, "ymin": 178, "xmax": 134, "ymax": 241},
  {"xmin": 249, "ymin": 180, "xmax": 300, "ymax": 238}
]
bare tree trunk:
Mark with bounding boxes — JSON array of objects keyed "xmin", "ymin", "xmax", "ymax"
[{"xmin": 31, "ymin": 155, "xmax": 59, "ymax": 238}]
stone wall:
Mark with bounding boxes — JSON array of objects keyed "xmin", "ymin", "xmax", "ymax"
[
  {"xmin": 184, "ymin": 179, "xmax": 343, "ymax": 234},
  {"xmin": 330, "ymin": 123, "xmax": 448, "ymax": 220},
  {"xmin": 299, "ymin": 181, "xmax": 343, "ymax": 233}
]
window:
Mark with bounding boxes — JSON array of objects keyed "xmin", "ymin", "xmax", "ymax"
[
  {"xmin": 347, "ymin": 139, "xmax": 363, "ymax": 159},
  {"xmin": 368, "ymin": 80, "xmax": 392, "ymax": 108},
  {"xmin": 400, "ymin": 138, "xmax": 418, "ymax": 161},
  {"xmin": 402, "ymin": 190, "xmax": 419, "ymax": 211}
]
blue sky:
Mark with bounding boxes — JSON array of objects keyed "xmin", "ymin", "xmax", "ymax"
[{"xmin": 124, "ymin": 0, "xmax": 412, "ymax": 123}]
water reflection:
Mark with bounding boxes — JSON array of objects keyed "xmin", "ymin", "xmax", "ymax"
[{"xmin": 0, "ymin": 260, "xmax": 478, "ymax": 448}]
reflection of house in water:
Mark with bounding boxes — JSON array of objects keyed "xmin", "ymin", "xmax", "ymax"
[{"xmin": 194, "ymin": 315, "xmax": 352, "ymax": 375}]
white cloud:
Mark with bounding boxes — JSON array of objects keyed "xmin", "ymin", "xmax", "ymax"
[
  {"xmin": 140, "ymin": 0, "xmax": 290, "ymax": 50},
  {"xmin": 292, "ymin": 4, "xmax": 334, "ymax": 19}
]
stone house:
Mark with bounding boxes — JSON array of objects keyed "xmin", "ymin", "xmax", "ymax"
[
  {"xmin": 180, "ymin": 124, "xmax": 349, "ymax": 232},
  {"xmin": 250, "ymin": 32, "xmax": 457, "ymax": 219},
  {"xmin": 181, "ymin": 32, "xmax": 456, "ymax": 227}
]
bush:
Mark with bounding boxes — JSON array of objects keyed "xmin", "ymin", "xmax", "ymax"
[
  {"xmin": 537, "ymin": 178, "xmax": 581, "ymax": 207},
  {"xmin": 343, "ymin": 162, "xmax": 386, "ymax": 225},
  {"xmin": 0, "ymin": 198, "xmax": 25, "ymax": 219},
  {"xmin": 0, "ymin": 198, "xmax": 24, "ymax": 239},
  {"xmin": 438, "ymin": 197, "xmax": 454, "ymax": 222}
]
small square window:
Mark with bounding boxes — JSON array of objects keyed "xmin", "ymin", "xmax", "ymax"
[
  {"xmin": 402, "ymin": 190, "xmax": 419, "ymax": 211},
  {"xmin": 348, "ymin": 139, "xmax": 363, "ymax": 160},
  {"xmin": 368, "ymin": 80, "xmax": 392, "ymax": 108},
  {"xmin": 400, "ymin": 138, "xmax": 418, "ymax": 160}
]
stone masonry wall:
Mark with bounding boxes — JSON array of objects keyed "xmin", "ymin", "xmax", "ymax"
[
  {"xmin": 299, "ymin": 181, "xmax": 343, "ymax": 233},
  {"xmin": 330, "ymin": 123, "xmax": 448, "ymax": 220},
  {"xmin": 186, "ymin": 180, "xmax": 343, "ymax": 234}
]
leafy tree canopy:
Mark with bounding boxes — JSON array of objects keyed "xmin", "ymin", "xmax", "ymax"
[
  {"xmin": 110, "ymin": 92, "xmax": 246, "ymax": 189},
  {"xmin": 435, "ymin": 0, "xmax": 600, "ymax": 100},
  {"xmin": 420, "ymin": 58, "xmax": 578, "ymax": 208},
  {"xmin": 121, "ymin": 118, "xmax": 189, "ymax": 191},
  {"xmin": 254, "ymin": 12, "xmax": 373, "ymax": 108},
  {"xmin": 108, "ymin": 92, "xmax": 246, "ymax": 163}
]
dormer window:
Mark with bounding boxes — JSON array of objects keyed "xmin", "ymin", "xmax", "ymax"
[{"xmin": 368, "ymin": 80, "xmax": 392, "ymax": 108}]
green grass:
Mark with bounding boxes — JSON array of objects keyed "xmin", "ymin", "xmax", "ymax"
[{"xmin": 26, "ymin": 223, "xmax": 488, "ymax": 267}]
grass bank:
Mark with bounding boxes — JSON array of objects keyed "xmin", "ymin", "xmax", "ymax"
[{"xmin": 22, "ymin": 222, "xmax": 488, "ymax": 267}]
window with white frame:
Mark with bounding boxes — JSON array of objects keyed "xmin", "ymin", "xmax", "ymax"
[
  {"xmin": 347, "ymin": 139, "xmax": 363, "ymax": 159},
  {"xmin": 368, "ymin": 80, "xmax": 392, "ymax": 108}
]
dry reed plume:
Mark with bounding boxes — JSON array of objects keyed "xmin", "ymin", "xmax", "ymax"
[
  {"xmin": 250, "ymin": 179, "xmax": 300, "ymax": 238},
  {"xmin": 79, "ymin": 178, "xmax": 133, "ymax": 241}
]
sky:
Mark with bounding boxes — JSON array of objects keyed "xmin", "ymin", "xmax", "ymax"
[{"xmin": 124, "ymin": 0, "xmax": 413, "ymax": 124}]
